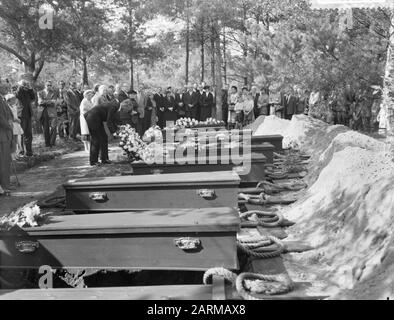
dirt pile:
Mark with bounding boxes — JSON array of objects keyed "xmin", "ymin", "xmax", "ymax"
[{"xmin": 255, "ymin": 115, "xmax": 394, "ymax": 299}]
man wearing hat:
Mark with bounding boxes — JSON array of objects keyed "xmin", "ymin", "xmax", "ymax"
[
  {"xmin": 84, "ymin": 99, "xmax": 120, "ymax": 167},
  {"xmin": 199, "ymin": 85, "xmax": 214, "ymax": 122}
]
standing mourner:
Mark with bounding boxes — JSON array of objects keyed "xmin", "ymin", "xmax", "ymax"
[
  {"xmin": 144, "ymin": 92, "xmax": 157, "ymax": 130},
  {"xmin": 344, "ymin": 84, "xmax": 357, "ymax": 126},
  {"xmin": 38, "ymin": 81, "xmax": 59, "ymax": 147},
  {"xmin": 56, "ymin": 81, "xmax": 68, "ymax": 139},
  {"xmin": 285, "ymin": 88, "xmax": 298, "ymax": 120},
  {"xmin": 234, "ymin": 94, "xmax": 245, "ymax": 129},
  {"xmin": 80, "ymin": 90, "xmax": 95, "ymax": 153},
  {"xmin": 228, "ymin": 86, "xmax": 239, "ymax": 129},
  {"xmin": 221, "ymin": 86, "xmax": 229, "ymax": 126},
  {"xmin": 243, "ymin": 92, "xmax": 255, "ymax": 127},
  {"xmin": 296, "ymin": 88, "xmax": 307, "ymax": 115},
  {"xmin": 15, "ymin": 79, "xmax": 35, "ymax": 157},
  {"xmin": 163, "ymin": 90, "xmax": 178, "ymax": 127},
  {"xmin": 199, "ymin": 86, "xmax": 214, "ymax": 122},
  {"xmin": 371, "ymin": 91, "xmax": 382, "ymax": 132},
  {"xmin": 175, "ymin": 88, "xmax": 186, "ymax": 119},
  {"xmin": 92, "ymin": 85, "xmax": 110, "ymax": 107},
  {"xmin": 251, "ymin": 86, "xmax": 261, "ymax": 119},
  {"xmin": 0, "ymin": 92, "xmax": 13, "ymax": 195},
  {"xmin": 136, "ymin": 86, "xmax": 147, "ymax": 136},
  {"xmin": 85, "ymin": 100, "xmax": 120, "ymax": 167},
  {"xmin": 191, "ymin": 83, "xmax": 200, "ymax": 120},
  {"xmin": 183, "ymin": 86, "xmax": 194, "ymax": 119},
  {"xmin": 154, "ymin": 87, "xmax": 166, "ymax": 128},
  {"xmin": 65, "ymin": 81, "xmax": 82, "ymax": 140},
  {"xmin": 258, "ymin": 88, "xmax": 270, "ymax": 116},
  {"xmin": 5, "ymin": 94, "xmax": 24, "ymax": 159},
  {"xmin": 377, "ymin": 105, "xmax": 388, "ymax": 136},
  {"xmin": 360, "ymin": 90, "xmax": 373, "ymax": 132}
]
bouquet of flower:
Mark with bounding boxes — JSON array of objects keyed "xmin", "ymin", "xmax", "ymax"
[
  {"xmin": 0, "ymin": 202, "xmax": 42, "ymax": 230},
  {"xmin": 175, "ymin": 118, "xmax": 200, "ymax": 129},
  {"xmin": 116, "ymin": 125, "xmax": 148, "ymax": 162},
  {"xmin": 197, "ymin": 118, "xmax": 225, "ymax": 128}
]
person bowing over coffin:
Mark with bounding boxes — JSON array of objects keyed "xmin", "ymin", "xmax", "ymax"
[{"xmin": 84, "ymin": 99, "xmax": 120, "ymax": 167}]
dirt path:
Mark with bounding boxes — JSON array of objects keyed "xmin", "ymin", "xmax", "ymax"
[{"xmin": 0, "ymin": 146, "xmax": 128, "ymax": 216}]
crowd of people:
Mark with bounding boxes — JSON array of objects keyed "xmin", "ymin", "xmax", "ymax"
[{"xmin": 0, "ymin": 74, "xmax": 389, "ymax": 196}]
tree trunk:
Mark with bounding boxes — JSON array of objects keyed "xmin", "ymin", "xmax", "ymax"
[
  {"xmin": 382, "ymin": 10, "xmax": 394, "ymax": 153},
  {"xmin": 242, "ymin": 2, "xmax": 248, "ymax": 86},
  {"xmin": 82, "ymin": 55, "xmax": 89, "ymax": 86},
  {"xmin": 129, "ymin": 56, "xmax": 134, "ymax": 90},
  {"xmin": 185, "ymin": 1, "xmax": 190, "ymax": 85},
  {"xmin": 210, "ymin": 22, "xmax": 216, "ymax": 88},
  {"xmin": 223, "ymin": 27, "xmax": 227, "ymax": 86},
  {"xmin": 200, "ymin": 18, "xmax": 205, "ymax": 83},
  {"xmin": 213, "ymin": 20, "xmax": 223, "ymax": 121}
]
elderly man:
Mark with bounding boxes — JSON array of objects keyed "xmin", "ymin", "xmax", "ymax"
[
  {"xmin": 114, "ymin": 84, "xmax": 128, "ymax": 103},
  {"xmin": 64, "ymin": 81, "xmax": 81, "ymax": 140},
  {"xmin": 136, "ymin": 85, "xmax": 147, "ymax": 136},
  {"xmin": 56, "ymin": 80, "xmax": 69, "ymax": 139},
  {"xmin": 38, "ymin": 81, "xmax": 59, "ymax": 147},
  {"xmin": 0, "ymin": 91, "xmax": 13, "ymax": 194},
  {"xmin": 15, "ymin": 79, "xmax": 35, "ymax": 157}
]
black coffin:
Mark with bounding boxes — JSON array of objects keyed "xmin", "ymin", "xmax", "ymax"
[
  {"xmin": 64, "ymin": 171, "xmax": 240, "ymax": 213},
  {"xmin": 252, "ymin": 135, "xmax": 283, "ymax": 151},
  {"xmin": 0, "ymin": 208, "xmax": 240, "ymax": 271}
]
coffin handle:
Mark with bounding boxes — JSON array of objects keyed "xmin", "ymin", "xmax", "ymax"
[
  {"xmin": 151, "ymin": 169, "xmax": 163, "ymax": 175},
  {"xmin": 15, "ymin": 241, "xmax": 39, "ymax": 254},
  {"xmin": 197, "ymin": 189, "xmax": 216, "ymax": 200},
  {"xmin": 174, "ymin": 238, "xmax": 202, "ymax": 251},
  {"xmin": 89, "ymin": 192, "xmax": 108, "ymax": 202}
]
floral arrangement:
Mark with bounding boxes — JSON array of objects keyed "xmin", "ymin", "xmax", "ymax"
[
  {"xmin": 0, "ymin": 202, "xmax": 43, "ymax": 230},
  {"xmin": 166, "ymin": 118, "xmax": 226, "ymax": 130},
  {"xmin": 116, "ymin": 125, "xmax": 148, "ymax": 162},
  {"xmin": 142, "ymin": 126, "xmax": 163, "ymax": 143}
]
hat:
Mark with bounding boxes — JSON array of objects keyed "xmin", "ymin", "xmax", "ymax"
[
  {"xmin": 128, "ymin": 89, "xmax": 137, "ymax": 95},
  {"xmin": 83, "ymin": 90, "xmax": 94, "ymax": 97},
  {"xmin": 204, "ymin": 85, "xmax": 210, "ymax": 90}
]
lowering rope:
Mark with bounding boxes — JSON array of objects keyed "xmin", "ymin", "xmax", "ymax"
[
  {"xmin": 238, "ymin": 193, "xmax": 298, "ymax": 205},
  {"xmin": 240, "ymin": 210, "xmax": 284, "ymax": 228},
  {"xmin": 257, "ymin": 181, "xmax": 307, "ymax": 195},
  {"xmin": 38, "ymin": 196, "xmax": 66, "ymax": 209},
  {"xmin": 203, "ymin": 268, "xmax": 294, "ymax": 300}
]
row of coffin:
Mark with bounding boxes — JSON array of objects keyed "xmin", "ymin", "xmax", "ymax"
[{"xmin": 0, "ymin": 133, "xmax": 283, "ymax": 275}]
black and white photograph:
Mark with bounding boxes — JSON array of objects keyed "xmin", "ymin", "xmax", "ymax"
[{"xmin": 0, "ymin": 0, "xmax": 394, "ymax": 304}]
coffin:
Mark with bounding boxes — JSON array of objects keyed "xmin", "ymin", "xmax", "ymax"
[
  {"xmin": 252, "ymin": 143, "xmax": 275, "ymax": 164},
  {"xmin": 252, "ymin": 135, "xmax": 283, "ymax": 151},
  {"xmin": 64, "ymin": 171, "xmax": 240, "ymax": 213},
  {"xmin": 0, "ymin": 208, "xmax": 240, "ymax": 271}
]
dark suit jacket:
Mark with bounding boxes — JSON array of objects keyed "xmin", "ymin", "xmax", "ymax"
[
  {"xmin": 199, "ymin": 91, "xmax": 214, "ymax": 109},
  {"xmin": 85, "ymin": 101, "xmax": 120, "ymax": 133},
  {"xmin": 163, "ymin": 96, "xmax": 176, "ymax": 111},
  {"xmin": 15, "ymin": 86, "xmax": 35, "ymax": 119},
  {"xmin": 175, "ymin": 93, "xmax": 186, "ymax": 116},
  {"xmin": 286, "ymin": 95, "xmax": 299, "ymax": 116},
  {"xmin": 191, "ymin": 90, "xmax": 200, "ymax": 108}
]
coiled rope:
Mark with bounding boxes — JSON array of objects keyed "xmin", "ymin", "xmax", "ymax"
[
  {"xmin": 237, "ymin": 235, "xmax": 285, "ymax": 259},
  {"xmin": 203, "ymin": 268, "xmax": 294, "ymax": 300},
  {"xmin": 38, "ymin": 196, "xmax": 66, "ymax": 209},
  {"xmin": 240, "ymin": 210, "xmax": 284, "ymax": 228}
]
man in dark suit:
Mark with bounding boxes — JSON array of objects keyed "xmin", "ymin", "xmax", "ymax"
[
  {"xmin": 15, "ymin": 80, "xmax": 35, "ymax": 157},
  {"xmin": 183, "ymin": 86, "xmax": 193, "ymax": 119},
  {"xmin": 154, "ymin": 87, "xmax": 166, "ymax": 128},
  {"xmin": 199, "ymin": 86, "xmax": 214, "ymax": 122},
  {"xmin": 64, "ymin": 81, "xmax": 82, "ymax": 140},
  {"xmin": 85, "ymin": 100, "xmax": 120, "ymax": 166},
  {"xmin": 251, "ymin": 86, "xmax": 261, "ymax": 119},
  {"xmin": 163, "ymin": 90, "xmax": 178, "ymax": 127},
  {"xmin": 38, "ymin": 81, "xmax": 59, "ymax": 147},
  {"xmin": 222, "ymin": 86, "xmax": 229, "ymax": 126},
  {"xmin": 285, "ymin": 88, "xmax": 299, "ymax": 120},
  {"xmin": 190, "ymin": 83, "xmax": 200, "ymax": 120},
  {"xmin": 175, "ymin": 88, "xmax": 186, "ymax": 118}
]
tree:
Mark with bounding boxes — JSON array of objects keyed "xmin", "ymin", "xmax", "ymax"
[
  {"xmin": 0, "ymin": 0, "xmax": 69, "ymax": 82},
  {"xmin": 64, "ymin": 0, "xmax": 110, "ymax": 85},
  {"xmin": 111, "ymin": 0, "xmax": 161, "ymax": 90}
]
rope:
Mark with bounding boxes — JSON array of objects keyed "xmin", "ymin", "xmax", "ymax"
[
  {"xmin": 203, "ymin": 268, "xmax": 294, "ymax": 300},
  {"xmin": 237, "ymin": 235, "xmax": 285, "ymax": 259},
  {"xmin": 238, "ymin": 193, "xmax": 297, "ymax": 205},
  {"xmin": 240, "ymin": 210, "xmax": 284, "ymax": 228}
]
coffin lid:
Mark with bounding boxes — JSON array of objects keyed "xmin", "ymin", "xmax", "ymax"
[
  {"xmin": 251, "ymin": 143, "xmax": 275, "ymax": 150},
  {"xmin": 9, "ymin": 208, "xmax": 240, "ymax": 236},
  {"xmin": 64, "ymin": 171, "xmax": 240, "ymax": 189},
  {"xmin": 252, "ymin": 134, "xmax": 284, "ymax": 140}
]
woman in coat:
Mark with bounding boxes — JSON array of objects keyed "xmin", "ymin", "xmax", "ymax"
[
  {"xmin": 80, "ymin": 90, "xmax": 95, "ymax": 152},
  {"xmin": 0, "ymin": 93, "xmax": 13, "ymax": 195}
]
